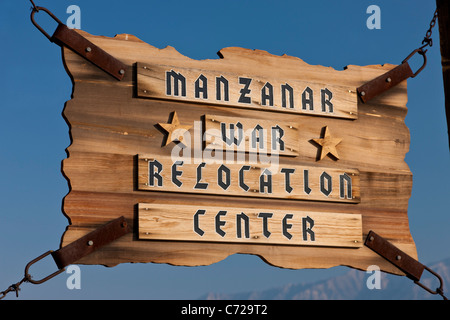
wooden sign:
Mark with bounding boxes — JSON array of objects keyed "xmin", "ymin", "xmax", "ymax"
[
  {"xmin": 60, "ymin": 30, "xmax": 416, "ymax": 275},
  {"xmin": 137, "ymin": 155, "xmax": 360, "ymax": 203},
  {"xmin": 137, "ymin": 62, "xmax": 358, "ymax": 119},
  {"xmin": 138, "ymin": 203, "xmax": 362, "ymax": 248},
  {"xmin": 203, "ymin": 114, "xmax": 300, "ymax": 156}
]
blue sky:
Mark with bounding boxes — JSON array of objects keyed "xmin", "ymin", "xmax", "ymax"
[{"xmin": 1, "ymin": 0, "xmax": 448, "ymax": 299}]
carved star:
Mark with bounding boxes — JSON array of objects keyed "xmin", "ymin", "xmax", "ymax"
[
  {"xmin": 312, "ymin": 126, "xmax": 342, "ymax": 161},
  {"xmin": 158, "ymin": 112, "xmax": 192, "ymax": 146}
]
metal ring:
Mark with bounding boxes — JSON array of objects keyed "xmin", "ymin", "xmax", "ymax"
[
  {"xmin": 30, "ymin": 6, "xmax": 63, "ymax": 41},
  {"xmin": 413, "ymin": 265, "xmax": 447, "ymax": 300},
  {"xmin": 402, "ymin": 48, "xmax": 427, "ymax": 78},
  {"xmin": 24, "ymin": 250, "xmax": 65, "ymax": 285}
]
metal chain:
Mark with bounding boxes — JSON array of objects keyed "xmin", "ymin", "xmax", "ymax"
[
  {"xmin": 29, "ymin": 0, "xmax": 39, "ymax": 12},
  {"xmin": 420, "ymin": 9, "xmax": 439, "ymax": 51},
  {"xmin": 0, "ymin": 276, "xmax": 29, "ymax": 300},
  {"xmin": 402, "ymin": 8, "xmax": 439, "ymax": 78},
  {"xmin": 410, "ymin": 9, "xmax": 447, "ymax": 301}
]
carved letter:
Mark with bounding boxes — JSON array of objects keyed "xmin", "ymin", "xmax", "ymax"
[
  {"xmin": 302, "ymin": 86, "xmax": 314, "ymax": 110},
  {"xmin": 302, "ymin": 216, "xmax": 315, "ymax": 241},
  {"xmin": 282, "ymin": 214, "xmax": 294, "ymax": 240},
  {"xmin": 321, "ymin": 88, "xmax": 333, "ymax": 113},
  {"xmin": 216, "ymin": 76, "xmax": 229, "ymax": 101},
  {"xmin": 258, "ymin": 212, "xmax": 273, "ymax": 238},
  {"xmin": 149, "ymin": 160, "xmax": 163, "ymax": 187},
  {"xmin": 261, "ymin": 82, "xmax": 274, "ymax": 106},
  {"xmin": 194, "ymin": 209, "xmax": 206, "ymax": 236},
  {"xmin": 215, "ymin": 210, "xmax": 227, "ymax": 237},
  {"xmin": 171, "ymin": 160, "xmax": 183, "ymax": 187},
  {"xmin": 281, "ymin": 83, "xmax": 294, "ymax": 109},
  {"xmin": 238, "ymin": 77, "xmax": 252, "ymax": 104},
  {"xmin": 236, "ymin": 212, "xmax": 250, "ymax": 239},
  {"xmin": 195, "ymin": 74, "xmax": 208, "ymax": 99},
  {"xmin": 166, "ymin": 70, "xmax": 186, "ymax": 97}
]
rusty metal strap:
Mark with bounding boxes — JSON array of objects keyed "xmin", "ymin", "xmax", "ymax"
[
  {"xmin": 358, "ymin": 9, "xmax": 438, "ymax": 103},
  {"xmin": 30, "ymin": 6, "xmax": 126, "ymax": 80},
  {"xmin": 365, "ymin": 230, "xmax": 447, "ymax": 300},
  {"xmin": 365, "ymin": 231, "xmax": 424, "ymax": 281},
  {"xmin": 51, "ymin": 216, "xmax": 130, "ymax": 270},
  {"xmin": 357, "ymin": 62, "xmax": 414, "ymax": 103}
]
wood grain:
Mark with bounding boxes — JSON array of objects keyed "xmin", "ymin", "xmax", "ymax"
[
  {"xmin": 136, "ymin": 61, "xmax": 358, "ymax": 119},
  {"xmin": 137, "ymin": 154, "xmax": 360, "ymax": 203},
  {"xmin": 138, "ymin": 203, "xmax": 363, "ymax": 248},
  {"xmin": 60, "ymin": 30, "xmax": 416, "ymax": 275},
  {"xmin": 204, "ymin": 114, "xmax": 300, "ymax": 156}
]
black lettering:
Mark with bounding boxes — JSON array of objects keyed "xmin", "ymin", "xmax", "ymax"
[
  {"xmin": 304, "ymin": 170, "xmax": 312, "ymax": 195},
  {"xmin": 281, "ymin": 83, "xmax": 294, "ymax": 109},
  {"xmin": 194, "ymin": 162, "xmax": 208, "ymax": 189},
  {"xmin": 320, "ymin": 172, "xmax": 332, "ymax": 197},
  {"xmin": 171, "ymin": 161, "xmax": 183, "ymax": 187},
  {"xmin": 218, "ymin": 164, "xmax": 231, "ymax": 190},
  {"xmin": 282, "ymin": 214, "xmax": 294, "ymax": 240},
  {"xmin": 281, "ymin": 168, "xmax": 295, "ymax": 193},
  {"xmin": 321, "ymin": 88, "xmax": 333, "ymax": 113},
  {"xmin": 166, "ymin": 70, "xmax": 186, "ymax": 97},
  {"xmin": 221, "ymin": 122, "xmax": 243, "ymax": 146},
  {"xmin": 148, "ymin": 160, "xmax": 163, "ymax": 187},
  {"xmin": 194, "ymin": 209, "xmax": 206, "ymax": 236},
  {"xmin": 340, "ymin": 173, "xmax": 352, "ymax": 199},
  {"xmin": 271, "ymin": 125, "xmax": 285, "ymax": 151},
  {"xmin": 261, "ymin": 82, "xmax": 273, "ymax": 106},
  {"xmin": 251, "ymin": 124, "xmax": 265, "ymax": 149},
  {"xmin": 302, "ymin": 216, "xmax": 315, "ymax": 241},
  {"xmin": 236, "ymin": 212, "xmax": 250, "ymax": 239},
  {"xmin": 195, "ymin": 74, "xmax": 208, "ymax": 99},
  {"xmin": 216, "ymin": 76, "xmax": 229, "ymax": 101},
  {"xmin": 302, "ymin": 86, "xmax": 314, "ymax": 110},
  {"xmin": 239, "ymin": 165, "xmax": 251, "ymax": 192},
  {"xmin": 259, "ymin": 169, "xmax": 272, "ymax": 194},
  {"xmin": 238, "ymin": 77, "xmax": 252, "ymax": 104},
  {"xmin": 215, "ymin": 210, "xmax": 227, "ymax": 237},
  {"xmin": 258, "ymin": 212, "xmax": 273, "ymax": 238}
]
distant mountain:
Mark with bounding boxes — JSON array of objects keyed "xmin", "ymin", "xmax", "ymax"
[{"xmin": 201, "ymin": 257, "xmax": 450, "ymax": 300}]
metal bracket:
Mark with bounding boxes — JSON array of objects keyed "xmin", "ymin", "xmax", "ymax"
[
  {"xmin": 357, "ymin": 47, "xmax": 428, "ymax": 104},
  {"xmin": 357, "ymin": 62, "xmax": 414, "ymax": 103},
  {"xmin": 30, "ymin": 6, "xmax": 126, "ymax": 81},
  {"xmin": 51, "ymin": 216, "xmax": 130, "ymax": 269},
  {"xmin": 365, "ymin": 230, "xmax": 424, "ymax": 281},
  {"xmin": 365, "ymin": 230, "xmax": 447, "ymax": 300}
]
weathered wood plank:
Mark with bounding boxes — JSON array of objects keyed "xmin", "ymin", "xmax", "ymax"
[
  {"xmin": 137, "ymin": 154, "xmax": 360, "ymax": 203},
  {"xmin": 138, "ymin": 203, "xmax": 363, "ymax": 248},
  {"xmin": 137, "ymin": 62, "xmax": 358, "ymax": 119},
  {"xmin": 204, "ymin": 114, "xmax": 299, "ymax": 156}
]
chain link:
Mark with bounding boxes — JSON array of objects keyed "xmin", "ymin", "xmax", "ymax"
[
  {"xmin": 402, "ymin": 9, "xmax": 439, "ymax": 78},
  {"xmin": 420, "ymin": 9, "xmax": 439, "ymax": 51},
  {"xmin": 0, "ymin": 276, "xmax": 29, "ymax": 300},
  {"xmin": 29, "ymin": 0, "xmax": 39, "ymax": 12}
]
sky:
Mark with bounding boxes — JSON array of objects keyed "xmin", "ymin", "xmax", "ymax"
[{"xmin": 0, "ymin": 0, "xmax": 449, "ymax": 300}]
